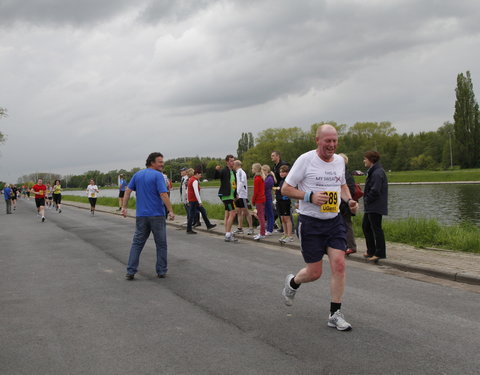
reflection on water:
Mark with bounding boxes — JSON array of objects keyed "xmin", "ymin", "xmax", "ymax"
[
  {"xmin": 66, "ymin": 184, "xmax": 480, "ymax": 226},
  {"xmin": 386, "ymin": 184, "xmax": 480, "ymax": 225}
]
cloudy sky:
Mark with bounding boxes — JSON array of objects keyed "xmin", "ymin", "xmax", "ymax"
[{"xmin": 1, "ymin": 0, "xmax": 480, "ymax": 183}]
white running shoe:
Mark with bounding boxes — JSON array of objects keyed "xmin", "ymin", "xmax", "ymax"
[
  {"xmin": 224, "ymin": 235, "xmax": 238, "ymax": 242},
  {"xmin": 279, "ymin": 235, "xmax": 287, "ymax": 243},
  {"xmin": 282, "ymin": 274, "xmax": 296, "ymax": 306},
  {"xmin": 246, "ymin": 228, "xmax": 255, "ymax": 235},
  {"xmin": 265, "ymin": 231, "xmax": 273, "ymax": 236},
  {"xmin": 253, "ymin": 234, "xmax": 265, "ymax": 241},
  {"xmin": 284, "ymin": 236, "xmax": 294, "ymax": 243},
  {"xmin": 328, "ymin": 310, "xmax": 352, "ymax": 331},
  {"xmin": 233, "ymin": 228, "xmax": 244, "ymax": 234}
]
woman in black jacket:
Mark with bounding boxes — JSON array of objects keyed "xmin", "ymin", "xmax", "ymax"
[{"xmin": 362, "ymin": 151, "xmax": 388, "ymax": 262}]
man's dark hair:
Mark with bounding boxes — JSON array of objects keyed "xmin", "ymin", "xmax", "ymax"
[
  {"xmin": 146, "ymin": 152, "xmax": 164, "ymax": 167},
  {"xmin": 364, "ymin": 151, "xmax": 380, "ymax": 164},
  {"xmin": 272, "ymin": 150, "xmax": 281, "ymax": 158},
  {"xmin": 225, "ymin": 154, "xmax": 235, "ymax": 162}
]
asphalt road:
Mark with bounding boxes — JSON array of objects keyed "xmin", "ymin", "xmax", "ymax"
[{"xmin": 1, "ymin": 201, "xmax": 479, "ymax": 375}]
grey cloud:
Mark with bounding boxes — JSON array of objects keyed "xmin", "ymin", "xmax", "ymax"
[
  {"xmin": 138, "ymin": 0, "xmax": 222, "ymax": 24},
  {"xmin": 152, "ymin": 0, "xmax": 480, "ymax": 112},
  {"xmin": 0, "ymin": 0, "xmax": 134, "ymax": 27}
]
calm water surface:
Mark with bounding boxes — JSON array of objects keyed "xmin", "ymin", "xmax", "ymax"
[{"xmin": 66, "ymin": 184, "xmax": 480, "ymax": 226}]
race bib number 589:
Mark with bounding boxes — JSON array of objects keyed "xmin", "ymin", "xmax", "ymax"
[{"xmin": 320, "ymin": 191, "xmax": 339, "ymax": 213}]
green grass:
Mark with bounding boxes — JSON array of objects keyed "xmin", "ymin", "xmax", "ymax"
[
  {"xmin": 352, "ymin": 214, "xmax": 480, "ymax": 253},
  {"xmin": 354, "ymin": 168, "xmax": 480, "ymax": 183},
  {"xmin": 62, "ymin": 195, "xmax": 137, "ymax": 209},
  {"xmin": 171, "ymin": 180, "xmax": 221, "ymax": 188},
  {"xmin": 171, "ymin": 202, "xmax": 226, "ymax": 219}
]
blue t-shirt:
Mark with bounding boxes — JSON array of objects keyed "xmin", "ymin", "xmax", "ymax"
[
  {"xmin": 3, "ymin": 187, "xmax": 12, "ymax": 201},
  {"xmin": 119, "ymin": 178, "xmax": 127, "ymax": 192},
  {"xmin": 128, "ymin": 169, "xmax": 168, "ymax": 217}
]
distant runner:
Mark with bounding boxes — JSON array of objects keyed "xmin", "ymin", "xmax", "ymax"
[
  {"xmin": 31, "ymin": 178, "xmax": 47, "ymax": 222},
  {"xmin": 86, "ymin": 179, "xmax": 99, "ymax": 216},
  {"xmin": 53, "ymin": 179, "xmax": 63, "ymax": 213}
]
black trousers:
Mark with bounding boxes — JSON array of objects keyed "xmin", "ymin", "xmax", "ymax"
[
  {"xmin": 362, "ymin": 212, "xmax": 386, "ymax": 258},
  {"xmin": 187, "ymin": 202, "xmax": 212, "ymax": 231}
]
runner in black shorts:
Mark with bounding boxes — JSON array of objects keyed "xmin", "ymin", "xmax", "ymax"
[
  {"xmin": 53, "ymin": 179, "xmax": 62, "ymax": 213},
  {"xmin": 31, "ymin": 178, "xmax": 47, "ymax": 222},
  {"xmin": 86, "ymin": 179, "xmax": 99, "ymax": 216},
  {"xmin": 218, "ymin": 155, "xmax": 238, "ymax": 242},
  {"xmin": 280, "ymin": 124, "xmax": 358, "ymax": 331}
]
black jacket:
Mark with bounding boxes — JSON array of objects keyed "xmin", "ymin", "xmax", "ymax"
[
  {"xmin": 363, "ymin": 162, "xmax": 388, "ymax": 215},
  {"xmin": 218, "ymin": 167, "xmax": 237, "ymax": 199},
  {"xmin": 273, "ymin": 160, "xmax": 290, "ymax": 199},
  {"xmin": 340, "ymin": 165, "xmax": 356, "ymax": 215}
]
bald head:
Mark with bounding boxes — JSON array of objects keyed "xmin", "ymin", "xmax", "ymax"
[
  {"xmin": 315, "ymin": 124, "xmax": 338, "ymax": 162},
  {"xmin": 316, "ymin": 124, "xmax": 337, "ymax": 139}
]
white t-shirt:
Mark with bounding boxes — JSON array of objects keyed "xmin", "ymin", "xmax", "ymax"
[
  {"xmin": 181, "ymin": 175, "xmax": 188, "ymax": 203},
  {"xmin": 236, "ymin": 168, "xmax": 248, "ymax": 199},
  {"xmin": 86, "ymin": 185, "xmax": 99, "ymax": 198},
  {"xmin": 285, "ymin": 150, "xmax": 345, "ymax": 220}
]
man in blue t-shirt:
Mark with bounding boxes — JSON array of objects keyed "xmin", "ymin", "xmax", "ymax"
[
  {"xmin": 3, "ymin": 186, "xmax": 13, "ymax": 214},
  {"xmin": 121, "ymin": 152, "xmax": 175, "ymax": 280}
]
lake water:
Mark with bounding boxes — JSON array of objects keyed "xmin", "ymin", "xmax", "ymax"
[{"xmin": 66, "ymin": 184, "xmax": 480, "ymax": 226}]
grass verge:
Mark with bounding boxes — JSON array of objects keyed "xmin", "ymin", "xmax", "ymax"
[{"xmin": 352, "ymin": 214, "xmax": 480, "ymax": 253}]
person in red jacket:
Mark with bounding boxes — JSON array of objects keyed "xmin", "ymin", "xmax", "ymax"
[
  {"xmin": 31, "ymin": 178, "xmax": 47, "ymax": 222},
  {"xmin": 251, "ymin": 163, "xmax": 266, "ymax": 241},
  {"xmin": 186, "ymin": 169, "xmax": 217, "ymax": 234}
]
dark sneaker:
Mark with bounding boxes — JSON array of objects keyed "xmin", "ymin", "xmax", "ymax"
[
  {"xmin": 125, "ymin": 273, "xmax": 134, "ymax": 280},
  {"xmin": 186, "ymin": 230, "xmax": 197, "ymax": 234},
  {"xmin": 41, "ymin": 216, "xmax": 45, "ymax": 222},
  {"xmin": 157, "ymin": 274, "xmax": 166, "ymax": 279},
  {"xmin": 328, "ymin": 310, "xmax": 352, "ymax": 331},
  {"xmin": 193, "ymin": 222, "xmax": 201, "ymax": 227},
  {"xmin": 207, "ymin": 224, "xmax": 217, "ymax": 230}
]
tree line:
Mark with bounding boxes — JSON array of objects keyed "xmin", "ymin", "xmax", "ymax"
[{"xmin": 5, "ymin": 71, "xmax": 479, "ymax": 188}]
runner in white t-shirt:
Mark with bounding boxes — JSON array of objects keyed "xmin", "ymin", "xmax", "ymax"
[
  {"xmin": 86, "ymin": 179, "xmax": 99, "ymax": 216},
  {"xmin": 281, "ymin": 124, "xmax": 358, "ymax": 331}
]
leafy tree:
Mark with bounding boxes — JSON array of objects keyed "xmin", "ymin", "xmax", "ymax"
[
  {"xmin": 453, "ymin": 71, "xmax": 480, "ymax": 168},
  {"xmin": 237, "ymin": 132, "xmax": 254, "ymax": 160}
]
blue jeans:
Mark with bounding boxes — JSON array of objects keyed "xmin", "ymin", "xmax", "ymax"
[
  {"xmin": 127, "ymin": 216, "xmax": 168, "ymax": 275},
  {"xmin": 265, "ymin": 198, "xmax": 274, "ymax": 233}
]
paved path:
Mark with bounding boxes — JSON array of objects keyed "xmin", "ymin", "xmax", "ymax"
[
  {"xmin": 64, "ymin": 200, "xmax": 480, "ymax": 285},
  {"xmin": 2, "ymin": 200, "xmax": 479, "ymax": 374}
]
